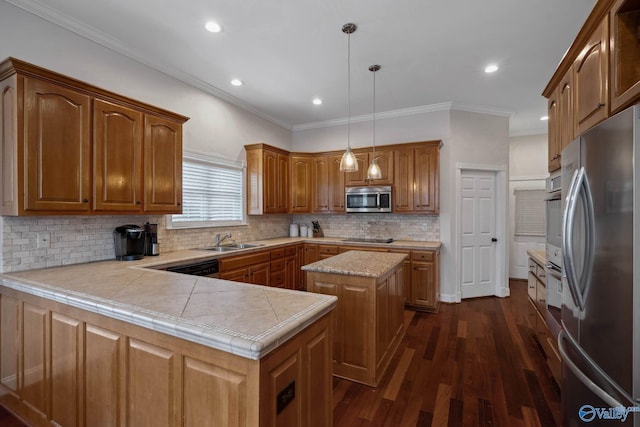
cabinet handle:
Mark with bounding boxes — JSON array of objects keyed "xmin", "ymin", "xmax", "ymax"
[
  {"xmin": 597, "ymin": 103, "xmax": 605, "ymax": 108},
  {"xmin": 82, "ymin": 199, "xmax": 89, "ymax": 203},
  {"xmin": 136, "ymin": 201, "xmax": 141, "ymax": 205}
]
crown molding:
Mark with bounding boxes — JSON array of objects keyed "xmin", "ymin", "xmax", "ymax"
[
  {"xmin": 449, "ymin": 103, "xmax": 513, "ymax": 117},
  {"xmin": 509, "ymin": 127, "xmax": 548, "ymax": 137},
  {"xmin": 6, "ymin": 0, "xmax": 292, "ymax": 130}
]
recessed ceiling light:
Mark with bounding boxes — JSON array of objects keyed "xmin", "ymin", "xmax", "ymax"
[
  {"xmin": 540, "ymin": 116, "xmax": 549, "ymax": 121},
  {"xmin": 312, "ymin": 98, "xmax": 322, "ymax": 105},
  {"xmin": 484, "ymin": 64, "xmax": 499, "ymax": 73},
  {"xmin": 230, "ymin": 79, "xmax": 243, "ymax": 86},
  {"xmin": 205, "ymin": 22, "xmax": 222, "ymax": 33}
]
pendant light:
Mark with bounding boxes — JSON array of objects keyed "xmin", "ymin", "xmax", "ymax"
[
  {"xmin": 367, "ymin": 64, "xmax": 382, "ymax": 180},
  {"xmin": 339, "ymin": 23, "xmax": 359, "ymax": 172}
]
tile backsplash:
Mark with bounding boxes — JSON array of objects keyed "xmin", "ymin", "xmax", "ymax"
[{"xmin": 1, "ymin": 212, "xmax": 439, "ymax": 272}]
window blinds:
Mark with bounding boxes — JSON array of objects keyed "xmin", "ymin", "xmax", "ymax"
[
  {"xmin": 170, "ymin": 157, "xmax": 244, "ymax": 228},
  {"xmin": 514, "ymin": 188, "xmax": 546, "ymax": 236}
]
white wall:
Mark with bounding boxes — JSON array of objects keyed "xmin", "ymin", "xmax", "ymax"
[
  {"xmin": 509, "ymin": 134, "xmax": 548, "ymax": 279},
  {"xmin": 0, "ymin": 2, "xmax": 292, "ymax": 164}
]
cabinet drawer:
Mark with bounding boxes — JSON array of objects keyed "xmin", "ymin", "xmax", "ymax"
[
  {"xmin": 411, "ymin": 251, "xmax": 434, "ymax": 262},
  {"xmin": 271, "ymin": 248, "xmax": 285, "ymax": 259},
  {"xmin": 284, "ymin": 246, "xmax": 297, "ymax": 256},
  {"xmin": 318, "ymin": 245, "xmax": 338, "ymax": 255},
  {"xmin": 535, "ymin": 265, "xmax": 546, "ymax": 284},
  {"xmin": 271, "ymin": 258, "xmax": 285, "ymax": 272},
  {"xmin": 220, "ymin": 251, "xmax": 270, "ymax": 271},
  {"xmin": 270, "ymin": 270, "xmax": 285, "ymax": 287}
]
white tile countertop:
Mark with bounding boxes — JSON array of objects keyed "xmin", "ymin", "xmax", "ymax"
[{"xmin": 0, "ymin": 236, "xmax": 439, "ymax": 360}]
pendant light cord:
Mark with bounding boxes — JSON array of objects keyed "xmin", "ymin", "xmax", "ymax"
[
  {"xmin": 347, "ymin": 31, "xmax": 351, "ymax": 150},
  {"xmin": 372, "ymin": 68, "xmax": 376, "ymax": 157}
]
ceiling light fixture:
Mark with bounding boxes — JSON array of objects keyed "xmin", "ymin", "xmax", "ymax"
[
  {"xmin": 312, "ymin": 98, "xmax": 323, "ymax": 105},
  {"xmin": 230, "ymin": 78, "xmax": 243, "ymax": 86},
  {"xmin": 339, "ymin": 22, "xmax": 358, "ymax": 172},
  {"xmin": 205, "ymin": 22, "xmax": 222, "ymax": 33},
  {"xmin": 484, "ymin": 64, "xmax": 499, "ymax": 73},
  {"xmin": 367, "ymin": 64, "xmax": 382, "ymax": 180}
]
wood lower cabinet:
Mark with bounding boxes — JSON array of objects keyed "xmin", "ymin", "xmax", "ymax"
[
  {"xmin": 407, "ymin": 250, "xmax": 440, "ymax": 312},
  {"xmin": 0, "ymin": 57, "xmax": 188, "ymax": 216},
  {"xmin": 306, "ymin": 263, "xmax": 404, "ymax": 387},
  {"xmin": 0, "ymin": 287, "xmax": 333, "ymax": 427},
  {"xmin": 219, "ymin": 250, "xmax": 271, "ymax": 286}
]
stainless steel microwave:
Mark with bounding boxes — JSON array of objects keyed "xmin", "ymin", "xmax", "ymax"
[{"xmin": 345, "ymin": 186, "xmax": 392, "ymax": 213}]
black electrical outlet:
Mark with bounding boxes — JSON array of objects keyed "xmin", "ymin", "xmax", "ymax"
[{"xmin": 276, "ymin": 380, "xmax": 295, "ymax": 414}]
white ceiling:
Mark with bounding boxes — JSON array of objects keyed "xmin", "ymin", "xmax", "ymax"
[{"xmin": 9, "ymin": 0, "xmax": 596, "ymax": 136}]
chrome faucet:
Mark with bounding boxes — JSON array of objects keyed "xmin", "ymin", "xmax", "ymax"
[{"xmin": 215, "ymin": 232, "xmax": 233, "ymax": 247}]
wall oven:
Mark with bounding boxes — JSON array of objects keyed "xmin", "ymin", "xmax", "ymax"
[
  {"xmin": 345, "ymin": 186, "xmax": 392, "ymax": 213},
  {"xmin": 545, "ymin": 172, "xmax": 562, "ymax": 308}
]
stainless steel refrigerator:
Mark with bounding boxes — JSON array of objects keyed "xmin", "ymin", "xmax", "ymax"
[{"xmin": 559, "ymin": 104, "xmax": 640, "ymax": 426}]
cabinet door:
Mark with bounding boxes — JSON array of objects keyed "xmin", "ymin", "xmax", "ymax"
[
  {"xmin": 249, "ymin": 262, "xmax": 271, "ymax": 286},
  {"xmin": 371, "ymin": 149, "xmax": 394, "ymax": 185},
  {"xmin": 284, "ymin": 254, "xmax": 297, "ymax": 290},
  {"xmin": 276, "ymin": 154, "xmax": 289, "ymax": 213},
  {"xmin": 393, "ymin": 148, "xmax": 414, "ymax": 212},
  {"xmin": 295, "ymin": 244, "xmax": 305, "ymax": 291},
  {"xmin": 574, "ymin": 16, "xmax": 609, "ymax": 135},
  {"xmin": 610, "ymin": 0, "xmax": 640, "ymax": 112},
  {"xmin": 290, "ymin": 156, "xmax": 312, "ymax": 213},
  {"xmin": 559, "ymin": 70, "xmax": 574, "ymax": 152},
  {"xmin": 219, "ymin": 268, "xmax": 249, "ymax": 283},
  {"xmin": 327, "ymin": 155, "xmax": 345, "ymax": 212},
  {"xmin": 312, "ymin": 157, "xmax": 329, "ymax": 212},
  {"xmin": 414, "ymin": 145, "xmax": 439, "ymax": 213},
  {"xmin": 24, "ymin": 77, "xmax": 91, "ymax": 212},
  {"xmin": 547, "ymin": 93, "xmax": 561, "ymax": 172},
  {"xmin": 144, "ymin": 115, "xmax": 182, "ymax": 213},
  {"xmin": 344, "ymin": 153, "xmax": 368, "ymax": 186},
  {"xmin": 411, "ymin": 260, "xmax": 438, "ymax": 311},
  {"xmin": 263, "ymin": 150, "xmax": 278, "ymax": 213},
  {"xmin": 93, "ymin": 99, "xmax": 144, "ymax": 212}
]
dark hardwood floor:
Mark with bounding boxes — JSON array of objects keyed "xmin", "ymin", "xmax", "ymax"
[
  {"xmin": 0, "ymin": 280, "xmax": 560, "ymax": 427},
  {"xmin": 333, "ymin": 280, "xmax": 561, "ymax": 427}
]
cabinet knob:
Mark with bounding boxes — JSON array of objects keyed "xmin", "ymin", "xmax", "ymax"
[
  {"xmin": 82, "ymin": 199, "xmax": 89, "ymax": 203},
  {"xmin": 136, "ymin": 201, "xmax": 141, "ymax": 205}
]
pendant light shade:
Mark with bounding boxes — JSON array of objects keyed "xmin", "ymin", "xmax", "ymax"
[
  {"xmin": 367, "ymin": 64, "xmax": 382, "ymax": 180},
  {"xmin": 339, "ymin": 23, "xmax": 359, "ymax": 172}
]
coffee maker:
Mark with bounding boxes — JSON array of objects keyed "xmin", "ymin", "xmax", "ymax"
[
  {"xmin": 144, "ymin": 222, "xmax": 159, "ymax": 256},
  {"xmin": 113, "ymin": 225, "xmax": 145, "ymax": 261}
]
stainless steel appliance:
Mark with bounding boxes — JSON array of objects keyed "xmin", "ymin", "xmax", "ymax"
[
  {"xmin": 163, "ymin": 259, "xmax": 219, "ymax": 278},
  {"xmin": 144, "ymin": 222, "xmax": 159, "ymax": 256},
  {"xmin": 545, "ymin": 171, "xmax": 563, "ymax": 309},
  {"xmin": 559, "ymin": 104, "xmax": 640, "ymax": 426},
  {"xmin": 345, "ymin": 186, "xmax": 392, "ymax": 213},
  {"xmin": 113, "ymin": 225, "xmax": 145, "ymax": 261}
]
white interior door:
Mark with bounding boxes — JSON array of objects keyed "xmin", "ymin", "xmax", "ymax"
[{"xmin": 460, "ymin": 170, "xmax": 497, "ymax": 298}]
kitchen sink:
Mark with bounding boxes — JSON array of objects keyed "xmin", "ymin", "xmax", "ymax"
[{"xmin": 200, "ymin": 243, "xmax": 263, "ymax": 252}]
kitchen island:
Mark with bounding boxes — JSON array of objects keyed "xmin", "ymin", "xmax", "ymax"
[
  {"xmin": 0, "ymin": 254, "xmax": 336, "ymax": 427},
  {"xmin": 303, "ymin": 250, "xmax": 407, "ymax": 386}
]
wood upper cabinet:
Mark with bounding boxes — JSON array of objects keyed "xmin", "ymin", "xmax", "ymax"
[
  {"xmin": 93, "ymin": 99, "xmax": 144, "ymax": 212},
  {"xmin": 24, "ymin": 77, "xmax": 91, "ymax": 212},
  {"xmin": 312, "ymin": 154, "xmax": 344, "ymax": 213},
  {"xmin": 345, "ymin": 150, "xmax": 393, "ymax": 186},
  {"xmin": 547, "ymin": 92, "xmax": 561, "ymax": 172},
  {"xmin": 144, "ymin": 115, "xmax": 183, "ymax": 213},
  {"xmin": 574, "ymin": 16, "xmax": 609, "ymax": 135},
  {"xmin": 245, "ymin": 144, "xmax": 289, "ymax": 214},
  {"xmin": 289, "ymin": 155, "xmax": 312, "ymax": 213},
  {"xmin": 610, "ymin": 0, "xmax": 640, "ymax": 113},
  {"xmin": 547, "ymin": 69, "xmax": 573, "ymax": 172},
  {"xmin": 0, "ymin": 57, "xmax": 188, "ymax": 216},
  {"xmin": 393, "ymin": 142, "xmax": 439, "ymax": 214}
]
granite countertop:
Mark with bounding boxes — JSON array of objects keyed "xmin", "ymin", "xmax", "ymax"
[
  {"xmin": 527, "ymin": 249, "xmax": 547, "ymax": 267},
  {"xmin": 1, "ymin": 257, "xmax": 336, "ymax": 361},
  {"xmin": 302, "ymin": 250, "xmax": 407, "ymax": 277}
]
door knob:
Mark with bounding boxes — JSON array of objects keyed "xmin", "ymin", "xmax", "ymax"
[{"xmin": 491, "ymin": 238, "xmax": 498, "ymax": 242}]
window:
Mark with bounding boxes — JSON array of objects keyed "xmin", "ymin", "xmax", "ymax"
[
  {"xmin": 514, "ymin": 188, "xmax": 546, "ymax": 236},
  {"xmin": 167, "ymin": 153, "xmax": 245, "ymax": 229}
]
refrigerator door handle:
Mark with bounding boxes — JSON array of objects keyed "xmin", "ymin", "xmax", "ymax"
[
  {"xmin": 558, "ymin": 330, "xmax": 636, "ymax": 409},
  {"xmin": 562, "ymin": 168, "xmax": 583, "ymax": 309}
]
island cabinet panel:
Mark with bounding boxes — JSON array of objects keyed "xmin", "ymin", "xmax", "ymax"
[
  {"xmin": 50, "ymin": 313, "xmax": 82, "ymax": 427},
  {"xmin": 84, "ymin": 325, "xmax": 122, "ymax": 427},
  {"xmin": 0, "ymin": 285, "xmax": 333, "ymax": 427},
  {"xmin": 305, "ymin": 253, "xmax": 405, "ymax": 387},
  {"xmin": 93, "ymin": 99, "xmax": 144, "ymax": 212},
  {"xmin": 24, "ymin": 77, "xmax": 92, "ymax": 213},
  {"xmin": 183, "ymin": 357, "xmax": 247, "ymax": 427}
]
